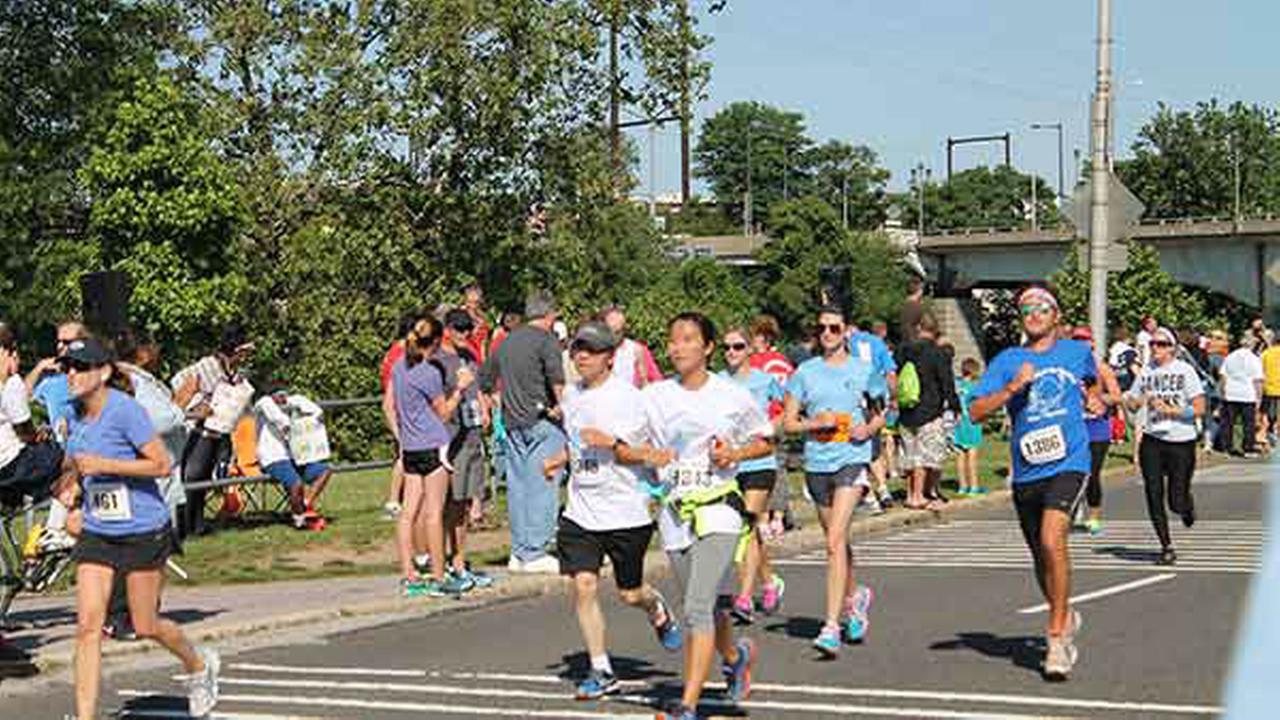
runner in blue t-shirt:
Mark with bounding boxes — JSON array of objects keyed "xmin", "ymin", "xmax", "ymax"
[
  {"xmin": 970, "ymin": 286, "xmax": 1094, "ymax": 682},
  {"xmin": 784, "ymin": 306, "xmax": 886, "ymax": 657},
  {"xmin": 720, "ymin": 326, "xmax": 787, "ymax": 624}
]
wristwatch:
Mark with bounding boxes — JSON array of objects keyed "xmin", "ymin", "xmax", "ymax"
[{"xmin": 611, "ymin": 437, "xmax": 627, "ymax": 453}]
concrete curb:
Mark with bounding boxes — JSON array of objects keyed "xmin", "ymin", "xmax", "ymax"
[{"xmin": 22, "ymin": 452, "xmax": 1210, "ymax": 676}]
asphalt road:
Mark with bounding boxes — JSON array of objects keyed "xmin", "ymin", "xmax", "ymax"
[{"xmin": 6, "ymin": 458, "xmax": 1271, "ymax": 720}]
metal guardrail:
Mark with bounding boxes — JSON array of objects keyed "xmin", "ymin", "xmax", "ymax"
[{"xmin": 929, "ymin": 214, "xmax": 1279, "ymax": 236}]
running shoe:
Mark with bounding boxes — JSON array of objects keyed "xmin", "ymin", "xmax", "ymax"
[
  {"xmin": 1085, "ymin": 517, "xmax": 1103, "ymax": 535},
  {"xmin": 721, "ymin": 638, "xmax": 756, "ymax": 703},
  {"xmin": 812, "ymin": 622, "xmax": 842, "ymax": 657},
  {"xmin": 655, "ymin": 704, "xmax": 700, "ymax": 720},
  {"xmin": 1181, "ymin": 507, "xmax": 1196, "ymax": 528},
  {"xmin": 1043, "ymin": 634, "xmax": 1078, "ymax": 681},
  {"xmin": 400, "ymin": 578, "xmax": 431, "ymax": 598},
  {"xmin": 760, "ymin": 574, "xmax": 785, "ymax": 616},
  {"xmin": 972, "ymin": 486, "xmax": 990, "ymax": 495},
  {"xmin": 651, "ymin": 593, "xmax": 682, "ymax": 651},
  {"xmin": 574, "ymin": 669, "xmax": 619, "ymax": 700},
  {"xmin": 34, "ymin": 526, "xmax": 75, "ymax": 555},
  {"xmin": 877, "ymin": 488, "xmax": 895, "ymax": 507},
  {"xmin": 521, "ymin": 554, "xmax": 561, "ymax": 574},
  {"xmin": 382, "ymin": 501, "xmax": 402, "ymax": 520},
  {"xmin": 184, "ymin": 646, "xmax": 220, "ymax": 717},
  {"xmin": 453, "ymin": 567, "xmax": 494, "ymax": 589},
  {"xmin": 843, "ymin": 584, "xmax": 874, "ymax": 643},
  {"xmin": 437, "ymin": 574, "xmax": 471, "ymax": 596},
  {"xmin": 730, "ymin": 594, "xmax": 754, "ymax": 624},
  {"xmin": 413, "ymin": 554, "xmax": 432, "ymax": 576},
  {"xmin": 447, "ymin": 568, "xmax": 476, "ymax": 593},
  {"xmin": 1157, "ymin": 547, "xmax": 1177, "ymax": 566}
]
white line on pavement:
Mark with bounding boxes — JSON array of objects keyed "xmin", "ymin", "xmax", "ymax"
[
  {"xmin": 232, "ymin": 662, "xmax": 428, "ymax": 678},
  {"xmin": 223, "ymin": 665, "xmax": 1222, "ymax": 715},
  {"xmin": 116, "ymin": 710, "xmax": 326, "ymax": 720},
  {"xmin": 1017, "ymin": 573, "xmax": 1178, "ymax": 614},
  {"xmin": 772, "ymin": 559, "xmax": 1258, "ymax": 573}
]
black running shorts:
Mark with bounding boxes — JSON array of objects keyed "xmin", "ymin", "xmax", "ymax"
[
  {"xmin": 556, "ymin": 517, "xmax": 654, "ymax": 590},
  {"xmin": 1012, "ymin": 472, "xmax": 1086, "ymax": 552}
]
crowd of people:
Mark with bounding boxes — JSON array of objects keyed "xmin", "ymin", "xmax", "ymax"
[{"xmin": 1, "ymin": 272, "xmax": 1276, "ymax": 719}]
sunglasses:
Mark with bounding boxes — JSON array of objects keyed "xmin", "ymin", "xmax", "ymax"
[
  {"xmin": 818, "ymin": 323, "xmax": 845, "ymax": 335},
  {"xmin": 1019, "ymin": 304, "xmax": 1055, "ymax": 318},
  {"xmin": 725, "ymin": 342, "xmax": 748, "ymax": 352},
  {"xmin": 1150, "ymin": 340, "xmax": 1174, "ymax": 348},
  {"xmin": 62, "ymin": 359, "xmax": 102, "ymax": 372}
]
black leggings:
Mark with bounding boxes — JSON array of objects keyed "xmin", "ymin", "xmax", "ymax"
[
  {"xmin": 1138, "ymin": 436, "xmax": 1197, "ymax": 549},
  {"xmin": 1086, "ymin": 441, "xmax": 1109, "ymax": 509},
  {"xmin": 180, "ymin": 433, "xmax": 231, "ymax": 538}
]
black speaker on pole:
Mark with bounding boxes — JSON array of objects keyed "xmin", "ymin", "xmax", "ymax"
[{"xmin": 80, "ymin": 271, "xmax": 131, "ymax": 338}]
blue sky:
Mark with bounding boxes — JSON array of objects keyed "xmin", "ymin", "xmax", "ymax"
[{"xmin": 629, "ymin": 0, "xmax": 1280, "ymax": 197}]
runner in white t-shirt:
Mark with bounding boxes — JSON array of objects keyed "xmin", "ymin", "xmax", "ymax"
[
  {"xmin": 1124, "ymin": 327, "xmax": 1206, "ymax": 565},
  {"xmin": 623, "ymin": 313, "xmax": 774, "ymax": 720},
  {"xmin": 541, "ymin": 322, "xmax": 681, "ymax": 701}
]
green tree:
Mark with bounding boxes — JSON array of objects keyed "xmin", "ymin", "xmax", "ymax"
[
  {"xmin": 1117, "ymin": 100, "xmax": 1280, "ymax": 219},
  {"xmin": 694, "ymin": 101, "xmax": 811, "ymax": 229},
  {"xmin": 1050, "ymin": 242, "xmax": 1209, "ymax": 331},
  {"xmin": 798, "ymin": 140, "xmax": 890, "ymax": 230},
  {"xmin": 901, "ymin": 165, "xmax": 1060, "ymax": 232},
  {"xmin": 625, "ymin": 257, "xmax": 759, "ymax": 363}
]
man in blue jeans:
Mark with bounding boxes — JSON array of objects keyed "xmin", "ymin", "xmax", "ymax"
[{"xmin": 480, "ymin": 290, "xmax": 566, "ymax": 573}]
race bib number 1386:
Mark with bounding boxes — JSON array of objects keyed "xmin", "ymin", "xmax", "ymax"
[{"xmin": 1020, "ymin": 425, "xmax": 1067, "ymax": 465}]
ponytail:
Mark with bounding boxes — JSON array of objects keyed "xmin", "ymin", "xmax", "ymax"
[{"xmin": 405, "ymin": 316, "xmax": 443, "ymax": 368}]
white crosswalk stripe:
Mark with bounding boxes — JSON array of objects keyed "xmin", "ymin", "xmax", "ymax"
[{"xmin": 776, "ymin": 520, "xmax": 1266, "ymax": 574}]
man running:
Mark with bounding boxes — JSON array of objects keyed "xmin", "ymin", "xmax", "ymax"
[
  {"xmin": 784, "ymin": 306, "xmax": 885, "ymax": 656},
  {"xmin": 969, "ymin": 286, "xmax": 1091, "ymax": 681},
  {"xmin": 543, "ymin": 321, "xmax": 681, "ymax": 700}
]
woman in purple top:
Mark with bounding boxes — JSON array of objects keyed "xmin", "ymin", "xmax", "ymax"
[
  {"xmin": 1072, "ymin": 327, "xmax": 1123, "ymax": 535},
  {"xmin": 387, "ymin": 315, "xmax": 473, "ymax": 597}
]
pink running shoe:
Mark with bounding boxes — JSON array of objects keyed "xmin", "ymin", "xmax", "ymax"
[
  {"xmin": 730, "ymin": 593, "xmax": 754, "ymax": 624},
  {"xmin": 760, "ymin": 574, "xmax": 786, "ymax": 615}
]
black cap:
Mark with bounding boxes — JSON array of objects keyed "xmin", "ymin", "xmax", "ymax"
[
  {"xmin": 570, "ymin": 322, "xmax": 619, "ymax": 353},
  {"xmin": 59, "ymin": 338, "xmax": 111, "ymax": 367},
  {"xmin": 445, "ymin": 308, "xmax": 475, "ymax": 332}
]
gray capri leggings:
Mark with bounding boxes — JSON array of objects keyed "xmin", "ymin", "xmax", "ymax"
[{"xmin": 666, "ymin": 532, "xmax": 739, "ymax": 633}]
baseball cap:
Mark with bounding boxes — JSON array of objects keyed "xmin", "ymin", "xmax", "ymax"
[
  {"xmin": 571, "ymin": 322, "xmax": 618, "ymax": 353},
  {"xmin": 59, "ymin": 337, "xmax": 111, "ymax": 367}
]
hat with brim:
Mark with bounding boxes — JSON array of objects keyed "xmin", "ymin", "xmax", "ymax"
[
  {"xmin": 570, "ymin": 322, "xmax": 618, "ymax": 353},
  {"xmin": 59, "ymin": 338, "xmax": 111, "ymax": 367}
]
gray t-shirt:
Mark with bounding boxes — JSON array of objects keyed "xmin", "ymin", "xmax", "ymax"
[
  {"xmin": 432, "ymin": 348, "xmax": 482, "ymax": 432},
  {"xmin": 1127, "ymin": 359, "xmax": 1204, "ymax": 443},
  {"xmin": 480, "ymin": 325, "xmax": 565, "ymax": 430}
]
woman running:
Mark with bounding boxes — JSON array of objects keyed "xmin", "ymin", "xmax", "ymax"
[
  {"xmin": 387, "ymin": 314, "xmax": 471, "ymax": 597},
  {"xmin": 57, "ymin": 338, "xmax": 218, "ymax": 719},
  {"xmin": 783, "ymin": 306, "xmax": 885, "ymax": 656},
  {"xmin": 1124, "ymin": 327, "xmax": 1205, "ymax": 565},
  {"xmin": 1072, "ymin": 327, "xmax": 1123, "ymax": 535},
  {"xmin": 629, "ymin": 313, "xmax": 774, "ymax": 720},
  {"xmin": 720, "ymin": 326, "xmax": 786, "ymax": 624}
]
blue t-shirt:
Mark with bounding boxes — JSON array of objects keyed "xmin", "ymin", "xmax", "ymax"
[
  {"xmin": 392, "ymin": 358, "xmax": 452, "ymax": 452},
  {"xmin": 67, "ymin": 389, "xmax": 169, "ymax": 537},
  {"xmin": 719, "ymin": 368, "xmax": 782, "ymax": 473},
  {"xmin": 786, "ymin": 355, "xmax": 886, "ymax": 473},
  {"xmin": 33, "ymin": 373, "xmax": 76, "ymax": 440},
  {"xmin": 848, "ymin": 331, "xmax": 897, "ymax": 378},
  {"xmin": 974, "ymin": 339, "xmax": 1097, "ymax": 484}
]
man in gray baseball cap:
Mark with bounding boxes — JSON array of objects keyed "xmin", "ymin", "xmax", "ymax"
[{"xmin": 571, "ymin": 322, "xmax": 619, "ymax": 354}]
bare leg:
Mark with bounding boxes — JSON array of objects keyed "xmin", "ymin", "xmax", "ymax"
[
  {"xmin": 126, "ymin": 569, "xmax": 202, "ymax": 672},
  {"xmin": 738, "ymin": 488, "xmax": 772, "ymax": 599},
  {"xmin": 74, "ymin": 563, "xmax": 114, "ymax": 720},
  {"xmin": 573, "ymin": 572, "xmax": 608, "ymax": 660},
  {"xmin": 397, "ymin": 474, "xmax": 425, "ymax": 579},
  {"xmin": 421, "ymin": 468, "xmax": 450, "ymax": 581},
  {"xmin": 387, "ymin": 457, "xmax": 405, "ymax": 506},
  {"xmin": 1039, "ymin": 509, "xmax": 1073, "ymax": 636},
  {"xmin": 818, "ymin": 486, "xmax": 859, "ymax": 626},
  {"xmin": 307, "ymin": 469, "xmax": 333, "ymax": 507},
  {"xmin": 446, "ymin": 499, "xmax": 469, "ymax": 572}
]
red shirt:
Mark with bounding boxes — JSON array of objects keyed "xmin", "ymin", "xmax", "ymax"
[
  {"xmin": 488, "ymin": 327, "xmax": 509, "ymax": 359},
  {"xmin": 379, "ymin": 342, "xmax": 405, "ymax": 392},
  {"xmin": 749, "ymin": 349, "xmax": 794, "ymax": 387},
  {"xmin": 467, "ymin": 319, "xmax": 491, "ymax": 363}
]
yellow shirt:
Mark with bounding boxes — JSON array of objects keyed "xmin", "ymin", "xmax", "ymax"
[{"xmin": 1262, "ymin": 346, "xmax": 1280, "ymax": 396}]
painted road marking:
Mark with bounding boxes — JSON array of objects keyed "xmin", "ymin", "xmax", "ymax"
[
  {"xmin": 225, "ymin": 664, "xmax": 1222, "ymax": 715},
  {"xmin": 1017, "ymin": 573, "xmax": 1178, "ymax": 614}
]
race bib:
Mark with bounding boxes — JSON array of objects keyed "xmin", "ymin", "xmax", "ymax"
[
  {"xmin": 660, "ymin": 459, "xmax": 726, "ymax": 500},
  {"xmin": 89, "ymin": 483, "xmax": 132, "ymax": 522},
  {"xmin": 857, "ymin": 342, "xmax": 872, "ymax": 363},
  {"xmin": 1020, "ymin": 425, "xmax": 1067, "ymax": 465},
  {"xmin": 811, "ymin": 413, "xmax": 854, "ymax": 443},
  {"xmin": 569, "ymin": 444, "xmax": 605, "ymax": 485}
]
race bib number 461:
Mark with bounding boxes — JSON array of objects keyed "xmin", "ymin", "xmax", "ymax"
[
  {"xmin": 1020, "ymin": 425, "xmax": 1067, "ymax": 465},
  {"xmin": 90, "ymin": 484, "xmax": 132, "ymax": 522}
]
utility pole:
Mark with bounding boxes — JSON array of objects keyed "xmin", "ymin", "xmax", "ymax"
[
  {"xmin": 1030, "ymin": 122, "xmax": 1066, "ymax": 202},
  {"xmin": 841, "ymin": 174, "xmax": 849, "ymax": 229},
  {"xmin": 677, "ymin": 0, "xmax": 692, "ymax": 205},
  {"xmin": 608, "ymin": 0, "xmax": 622, "ymax": 191},
  {"xmin": 1233, "ymin": 133, "xmax": 1243, "ymax": 229},
  {"xmin": 744, "ymin": 122, "xmax": 753, "ymax": 235},
  {"xmin": 1030, "ymin": 173, "xmax": 1039, "ymax": 232},
  {"xmin": 911, "ymin": 164, "xmax": 931, "ymax": 236},
  {"xmin": 1087, "ymin": 0, "xmax": 1113, "ymax": 354}
]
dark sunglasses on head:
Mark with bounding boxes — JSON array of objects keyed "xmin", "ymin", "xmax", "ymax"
[
  {"xmin": 725, "ymin": 342, "xmax": 748, "ymax": 352},
  {"xmin": 819, "ymin": 323, "xmax": 844, "ymax": 335}
]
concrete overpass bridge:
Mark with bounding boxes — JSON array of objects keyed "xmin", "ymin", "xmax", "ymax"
[{"xmin": 918, "ymin": 215, "xmax": 1280, "ymax": 318}]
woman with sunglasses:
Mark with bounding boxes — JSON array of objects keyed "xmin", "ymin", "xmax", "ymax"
[
  {"xmin": 1123, "ymin": 327, "xmax": 1205, "ymax": 565},
  {"xmin": 626, "ymin": 312, "xmax": 773, "ymax": 720},
  {"xmin": 719, "ymin": 327, "xmax": 787, "ymax": 624},
  {"xmin": 55, "ymin": 338, "xmax": 218, "ymax": 719},
  {"xmin": 387, "ymin": 314, "xmax": 473, "ymax": 597},
  {"xmin": 970, "ymin": 286, "xmax": 1093, "ymax": 681},
  {"xmin": 783, "ymin": 306, "xmax": 885, "ymax": 657}
]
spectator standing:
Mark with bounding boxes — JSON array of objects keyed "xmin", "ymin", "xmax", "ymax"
[
  {"xmin": 1136, "ymin": 316, "xmax": 1159, "ymax": 368},
  {"xmin": 488, "ymin": 311, "xmax": 522, "ymax": 359},
  {"xmin": 255, "ymin": 388, "xmax": 333, "ymax": 530},
  {"xmin": 953, "ymin": 358, "xmax": 985, "ymax": 496},
  {"xmin": 480, "ymin": 291, "xmax": 566, "ymax": 573},
  {"xmin": 380, "ymin": 312, "xmax": 419, "ymax": 520},
  {"xmin": 600, "ymin": 306, "xmax": 660, "ymax": 388},
  {"xmin": 898, "ymin": 275, "xmax": 926, "ymax": 344},
  {"xmin": 1220, "ymin": 335, "xmax": 1265, "ymax": 457},
  {"xmin": 25, "ymin": 320, "xmax": 89, "ymax": 442},
  {"xmin": 896, "ymin": 313, "xmax": 959, "ymax": 510},
  {"xmin": 171, "ymin": 326, "xmax": 256, "ymax": 537},
  {"xmin": 1260, "ymin": 336, "xmax": 1280, "ymax": 447},
  {"xmin": 462, "ymin": 284, "xmax": 492, "ymax": 363}
]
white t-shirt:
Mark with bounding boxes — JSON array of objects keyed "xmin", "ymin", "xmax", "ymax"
[
  {"xmin": 1127, "ymin": 359, "xmax": 1204, "ymax": 443},
  {"xmin": 1136, "ymin": 330, "xmax": 1154, "ymax": 367},
  {"xmin": 561, "ymin": 376, "xmax": 652, "ymax": 532},
  {"xmin": 610, "ymin": 338, "xmax": 642, "ymax": 387},
  {"xmin": 0, "ymin": 375, "xmax": 31, "ymax": 469},
  {"xmin": 640, "ymin": 374, "xmax": 774, "ymax": 551},
  {"xmin": 255, "ymin": 395, "xmax": 325, "ymax": 467},
  {"xmin": 1222, "ymin": 348, "xmax": 1265, "ymax": 403}
]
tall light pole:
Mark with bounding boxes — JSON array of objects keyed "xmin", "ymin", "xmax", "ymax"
[
  {"xmin": 744, "ymin": 121, "xmax": 754, "ymax": 236},
  {"xmin": 911, "ymin": 164, "xmax": 931, "ymax": 236},
  {"xmin": 1030, "ymin": 122, "xmax": 1066, "ymax": 203},
  {"xmin": 1087, "ymin": 0, "xmax": 1114, "ymax": 354}
]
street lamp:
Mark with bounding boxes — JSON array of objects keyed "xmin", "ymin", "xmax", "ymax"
[
  {"xmin": 910, "ymin": 163, "xmax": 931, "ymax": 236},
  {"xmin": 1030, "ymin": 122, "xmax": 1065, "ymax": 203}
]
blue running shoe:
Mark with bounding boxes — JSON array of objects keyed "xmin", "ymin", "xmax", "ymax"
[
  {"xmin": 843, "ymin": 584, "xmax": 874, "ymax": 643},
  {"xmin": 722, "ymin": 638, "xmax": 756, "ymax": 703},
  {"xmin": 651, "ymin": 592, "xmax": 682, "ymax": 652},
  {"xmin": 812, "ymin": 622, "xmax": 841, "ymax": 657},
  {"xmin": 656, "ymin": 704, "xmax": 699, "ymax": 720},
  {"xmin": 574, "ymin": 669, "xmax": 619, "ymax": 700},
  {"xmin": 447, "ymin": 568, "xmax": 476, "ymax": 593}
]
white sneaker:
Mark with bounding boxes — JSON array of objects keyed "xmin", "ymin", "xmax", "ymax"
[
  {"xmin": 382, "ymin": 502, "xmax": 402, "ymax": 520},
  {"xmin": 1043, "ymin": 635, "xmax": 1077, "ymax": 680},
  {"xmin": 37, "ymin": 527, "xmax": 75, "ymax": 553},
  {"xmin": 184, "ymin": 646, "xmax": 220, "ymax": 717},
  {"xmin": 507, "ymin": 555, "xmax": 524, "ymax": 573},
  {"xmin": 520, "ymin": 555, "xmax": 560, "ymax": 574}
]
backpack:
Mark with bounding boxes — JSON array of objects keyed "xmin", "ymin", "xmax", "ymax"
[{"xmin": 898, "ymin": 361, "xmax": 921, "ymax": 409}]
